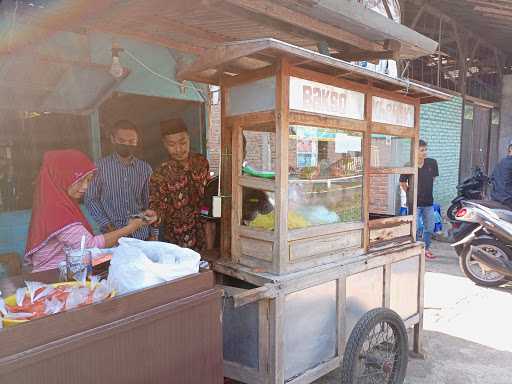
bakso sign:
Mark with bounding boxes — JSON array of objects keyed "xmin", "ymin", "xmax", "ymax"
[
  {"xmin": 289, "ymin": 77, "xmax": 364, "ymax": 120},
  {"xmin": 372, "ymin": 96, "xmax": 415, "ymax": 128}
]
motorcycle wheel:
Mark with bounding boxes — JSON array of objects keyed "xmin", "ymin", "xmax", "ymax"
[
  {"xmin": 341, "ymin": 308, "xmax": 408, "ymax": 384},
  {"xmin": 460, "ymin": 238, "xmax": 512, "ymax": 287}
]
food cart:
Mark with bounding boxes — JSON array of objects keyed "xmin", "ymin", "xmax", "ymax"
[
  {"xmin": 0, "ymin": 268, "xmax": 223, "ymax": 383},
  {"xmin": 178, "ymin": 38, "xmax": 450, "ymax": 384}
]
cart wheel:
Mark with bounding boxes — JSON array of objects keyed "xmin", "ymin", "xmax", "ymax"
[{"xmin": 341, "ymin": 308, "xmax": 408, "ymax": 384}]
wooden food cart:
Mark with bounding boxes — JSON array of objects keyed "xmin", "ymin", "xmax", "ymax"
[
  {"xmin": 179, "ymin": 39, "xmax": 449, "ymax": 384},
  {"xmin": 0, "ymin": 270, "xmax": 224, "ymax": 384}
]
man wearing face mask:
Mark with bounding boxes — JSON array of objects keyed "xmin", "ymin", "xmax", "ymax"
[{"xmin": 85, "ymin": 120, "xmax": 157, "ymax": 240}]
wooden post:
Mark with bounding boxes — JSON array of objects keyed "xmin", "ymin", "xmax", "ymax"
[
  {"xmin": 363, "ymin": 89, "xmax": 372, "ymax": 251},
  {"xmin": 89, "ymin": 109, "xmax": 102, "ymax": 161},
  {"xmin": 452, "ymin": 22, "xmax": 467, "ymax": 98},
  {"xmin": 220, "ymin": 86, "xmax": 233, "ymax": 259},
  {"xmin": 411, "ymin": 101, "xmax": 420, "ymax": 241},
  {"xmin": 452, "ymin": 21, "xmax": 468, "ymax": 185},
  {"xmin": 337, "ymin": 276, "xmax": 347, "ymax": 357},
  {"xmin": 231, "ymin": 122, "xmax": 243, "ymax": 263},
  {"xmin": 269, "ymin": 296, "xmax": 285, "ymax": 383},
  {"xmin": 412, "ymin": 100, "xmax": 423, "ymax": 357},
  {"xmin": 413, "ymin": 245, "xmax": 426, "ymax": 357},
  {"xmin": 274, "ymin": 57, "xmax": 290, "ymax": 273}
]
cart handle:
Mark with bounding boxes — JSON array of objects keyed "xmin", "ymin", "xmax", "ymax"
[{"xmin": 231, "ymin": 284, "xmax": 277, "ymax": 308}]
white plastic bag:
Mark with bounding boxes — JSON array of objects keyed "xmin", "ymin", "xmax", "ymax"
[{"xmin": 108, "ymin": 238, "xmax": 201, "ymax": 294}]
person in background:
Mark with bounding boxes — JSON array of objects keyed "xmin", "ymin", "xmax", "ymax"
[
  {"xmin": 400, "ymin": 139, "xmax": 439, "ymax": 260},
  {"xmin": 149, "ymin": 118, "xmax": 209, "ymax": 251},
  {"xmin": 85, "ymin": 120, "xmax": 157, "ymax": 240},
  {"xmin": 490, "ymin": 142, "xmax": 512, "ymax": 208},
  {"xmin": 25, "ymin": 150, "xmax": 153, "ymax": 272}
]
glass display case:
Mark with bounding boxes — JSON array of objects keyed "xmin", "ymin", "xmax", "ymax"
[
  {"xmin": 225, "ymin": 68, "xmax": 423, "ymax": 274},
  {"xmin": 288, "ymin": 125, "xmax": 363, "ymax": 229},
  {"xmin": 184, "ymin": 36, "xmax": 450, "ymax": 276}
]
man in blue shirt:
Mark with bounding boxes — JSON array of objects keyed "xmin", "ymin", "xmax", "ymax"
[
  {"xmin": 85, "ymin": 120, "xmax": 157, "ymax": 240},
  {"xmin": 491, "ymin": 142, "xmax": 512, "ymax": 208}
]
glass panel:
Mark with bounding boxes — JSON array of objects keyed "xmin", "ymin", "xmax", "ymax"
[
  {"xmin": 370, "ymin": 134, "xmax": 412, "ymax": 168},
  {"xmin": 241, "ymin": 187, "xmax": 275, "ymax": 230},
  {"xmin": 242, "ymin": 130, "xmax": 276, "ymax": 176},
  {"xmin": 288, "ymin": 125, "xmax": 363, "ymax": 229},
  {"xmin": 369, "ymin": 174, "xmax": 412, "ymax": 218},
  {"xmin": 464, "ymin": 103, "xmax": 474, "ymax": 120},
  {"xmin": 227, "ymin": 77, "xmax": 276, "ymax": 116},
  {"xmin": 492, "ymin": 108, "xmax": 500, "ymax": 125}
]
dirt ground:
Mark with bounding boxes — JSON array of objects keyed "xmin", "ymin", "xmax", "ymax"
[{"xmin": 315, "ymin": 241, "xmax": 512, "ymax": 384}]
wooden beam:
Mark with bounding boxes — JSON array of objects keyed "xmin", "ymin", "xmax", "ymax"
[
  {"xmin": 468, "ymin": 0, "xmax": 512, "ymax": 12},
  {"xmin": 470, "ymin": 38, "xmax": 482, "ymax": 62},
  {"xmin": 411, "ymin": 3, "xmax": 428, "ymax": 28},
  {"xmin": 221, "ymin": 0, "xmax": 385, "ymax": 53},
  {"xmin": 450, "ymin": 20, "xmax": 467, "ymax": 95},
  {"xmin": 90, "ymin": 25, "xmax": 205, "ymax": 55},
  {"xmin": 332, "ymin": 50, "xmax": 395, "ymax": 62},
  {"xmin": 474, "ymin": 5, "xmax": 512, "ymax": 17}
]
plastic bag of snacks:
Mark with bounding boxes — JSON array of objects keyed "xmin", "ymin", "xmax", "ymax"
[{"xmin": 0, "ymin": 279, "xmax": 114, "ymax": 327}]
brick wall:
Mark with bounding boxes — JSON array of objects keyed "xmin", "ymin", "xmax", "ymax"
[{"xmin": 419, "ymin": 96, "xmax": 463, "ymax": 209}]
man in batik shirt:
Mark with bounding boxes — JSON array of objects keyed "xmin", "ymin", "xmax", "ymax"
[{"xmin": 149, "ymin": 118, "xmax": 209, "ymax": 251}]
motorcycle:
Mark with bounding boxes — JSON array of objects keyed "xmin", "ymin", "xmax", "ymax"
[
  {"xmin": 451, "ymin": 200, "xmax": 512, "ymax": 287},
  {"xmin": 447, "ymin": 166, "xmax": 489, "ymax": 221}
]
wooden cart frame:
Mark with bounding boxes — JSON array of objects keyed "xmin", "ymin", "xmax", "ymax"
[{"xmin": 179, "ymin": 38, "xmax": 449, "ymax": 384}]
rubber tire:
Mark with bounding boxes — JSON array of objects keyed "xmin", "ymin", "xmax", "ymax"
[
  {"xmin": 341, "ymin": 308, "xmax": 408, "ymax": 384},
  {"xmin": 460, "ymin": 238, "xmax": 512, "ymax": 287}
]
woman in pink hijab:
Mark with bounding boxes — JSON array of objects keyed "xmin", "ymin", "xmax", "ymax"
[{"xmin": 25, "ymin": 150, "xmax": 154, "ymax": 272}]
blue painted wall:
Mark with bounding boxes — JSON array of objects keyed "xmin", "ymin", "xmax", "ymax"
[
  {"xmin": 0, "ymin": 206, "xmax": 100, "ymax": 261},
  {"xmin": 35, "ymin": 30, "xmax": 205, "ymax": 103},
  {"xmin": 89, "ymin": 32, "xmax": 205, "ymax": 102}
]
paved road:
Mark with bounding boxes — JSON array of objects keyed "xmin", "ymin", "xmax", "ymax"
[{"xmin": 315, "ymin": 241, "xmax": 512, "ymax": 384}]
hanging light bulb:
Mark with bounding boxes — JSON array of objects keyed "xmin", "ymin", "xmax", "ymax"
[{"xmin": 110, "ymin": 45, "xmax": 124, "ymax": 78}]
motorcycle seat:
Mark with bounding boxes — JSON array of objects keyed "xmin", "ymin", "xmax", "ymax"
[
  {"xmin": 495, "ymin": 210, "xmax": 512, "ymax": 223},
  {"xmin": 471, "ymin": 200, "xmax": 512, "ymax": 222}
]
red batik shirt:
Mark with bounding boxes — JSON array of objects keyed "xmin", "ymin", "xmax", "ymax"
[{"xmin": 149, "ymin": 153, "xmax": 209, "ymax": 251}]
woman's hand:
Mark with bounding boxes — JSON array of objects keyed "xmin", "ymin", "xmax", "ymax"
[{"xmin": 127, "ymin": 218, "xmax": 144, "ymax": 233}]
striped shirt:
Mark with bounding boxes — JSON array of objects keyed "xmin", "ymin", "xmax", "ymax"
[
  {"xmin": 85, "ymin": 153, "xmax": 155, "ymax": 240},
  {"xmin": 30, "ymin": 223, "xmax": 105, "ymax": 272}
]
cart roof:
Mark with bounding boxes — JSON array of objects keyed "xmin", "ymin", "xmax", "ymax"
[{"xmin": 177, "ymin": 39, "xmax": 451, "ymax": 104}]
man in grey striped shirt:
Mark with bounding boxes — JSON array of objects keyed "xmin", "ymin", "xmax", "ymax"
[{"xmin": 85, "ymin": 120, "xmax": 157, "ymax": 240}]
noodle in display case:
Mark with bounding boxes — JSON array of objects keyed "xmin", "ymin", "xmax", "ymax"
[{"xmin": 288, "ymin": 125, "xmax": 363, "ymax": 229}]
